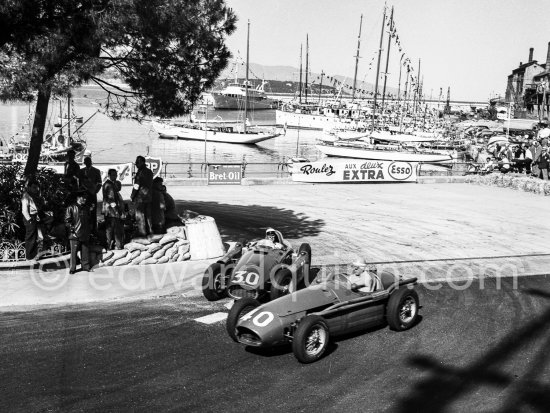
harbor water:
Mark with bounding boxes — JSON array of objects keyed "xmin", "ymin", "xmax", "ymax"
[{"xmin": 0, "ymin": 99, "xmax": 323, "ymax": 167}]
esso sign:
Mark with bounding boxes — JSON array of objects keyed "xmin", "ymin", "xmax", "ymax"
[{"xmin": 388, "ymin": 162, "xmax": 413, "ymax": 180}]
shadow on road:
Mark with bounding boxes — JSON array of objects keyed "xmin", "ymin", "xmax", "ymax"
[
  {"xmin": 394, "ymin": 288, "xmax": 550, "ymax": 413},
  {"xmin": 175, "ymin": 200, "xmax": 325, "ymax": 243}
]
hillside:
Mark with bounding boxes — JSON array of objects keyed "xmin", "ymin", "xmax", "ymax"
[{"xmin": 216, "ymin": 62, "xmax": 399, "ymax": 97}]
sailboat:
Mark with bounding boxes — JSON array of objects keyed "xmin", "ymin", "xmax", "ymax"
[
  {"xmin": 3, "ymin": 94, "xmax": 93, "ymax": 164},
  {"xmin": 152, "ymin": 20, "xmax": 280, "ymax": 145},
  {"xmin": 275, "ymin": 17, "xmax": 370, "ymax": 131}
]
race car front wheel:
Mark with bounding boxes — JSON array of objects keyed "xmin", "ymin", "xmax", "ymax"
[
  {"xmin": 386, "ymin": 288, "xmax": 419, "ymax": 331},
  {"xmin": 292, "ymin": 315, "xmax": 330, "ymax": 363},
  {"xmin": 226, "ymin": 298, "xmax": 261, "ymax": 342},
  {"xmin": 270, "ymin": 269, "xmax": 295, "ymax": 301},
  {"xmin": 202, "ymin": 263, "xmax": 228, "ymax": 301}
]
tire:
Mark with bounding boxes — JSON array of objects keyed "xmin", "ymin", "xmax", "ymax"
[
  {"xmin": 292, "ymin": 315, "xmax": 330, "ymax": 364},
  {"xmin": 226, "ymin": 297, "xmax": 261, "ymax": 342},
  {"xmin": 270, "ymin": 268, "xmax": 294, "ymax": 301},
  {"xmin": 386, "ymin": 288, "xmax": 419, "ymax": 331},
  {"xmin": 202, "ymin": 263, "xmax": 227, "ymax": 301}
]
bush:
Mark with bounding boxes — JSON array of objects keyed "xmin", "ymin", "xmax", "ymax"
[{"xmin": 0, "ymin": 164, "xmax": 69, "ymax": 242}]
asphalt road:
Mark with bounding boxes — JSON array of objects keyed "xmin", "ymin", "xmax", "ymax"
[{"xmin": 2, "ymin": 274, "xmax": 550, "ymax": 412}]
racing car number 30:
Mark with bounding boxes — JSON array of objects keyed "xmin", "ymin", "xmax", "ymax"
[
  {"xmin": 240, "ymin": 308, "xmax": 274, "ymax": 327},
  {"xmin": 233, "ymin": 271, "xmax": 260, "ymax": 286}
]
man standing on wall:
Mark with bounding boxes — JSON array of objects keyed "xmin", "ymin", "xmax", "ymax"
[
  {"xmin": 131, "ymin": 155, "xmax": 153, "ymax": 237},
  {"xmin": 80, "ymin": 156, "xmax": 102, "ymax": 235}
]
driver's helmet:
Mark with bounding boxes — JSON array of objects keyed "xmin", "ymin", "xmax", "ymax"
[{"xmin": 266, "ymin": 228, "xmax": 280, "ymax": 244}]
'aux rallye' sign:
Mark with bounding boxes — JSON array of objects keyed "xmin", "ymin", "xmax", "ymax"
[{"xmin": 290, "ymin": 159, "xmax": 418, "ymax": 183}]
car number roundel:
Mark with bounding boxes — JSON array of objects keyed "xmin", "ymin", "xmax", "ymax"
[
  {"xmin": 233, "ymin": 270, "xmax": 260, "ymax": 286},
  {"xmin": 240, "ymin": 308, "xmax": 274, "ymax": 327}
]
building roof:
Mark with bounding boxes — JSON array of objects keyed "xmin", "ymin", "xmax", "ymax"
[{"xmin": 512, "ymin": 60, "xmax": 542, "ymax": 75}]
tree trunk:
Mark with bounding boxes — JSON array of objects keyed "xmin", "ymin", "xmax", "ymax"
[{"xmin": 24, "ymin": 85, "xmax": 52, "ymax": 177}]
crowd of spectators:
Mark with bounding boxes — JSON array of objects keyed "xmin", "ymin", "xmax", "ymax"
[
  {"xmin": 21, "ymin": 152, "xmax": 180, "ymax": 271},
  {"xmin": 479, "ymin": 126, "xmax": 550, "ymax": 179}
]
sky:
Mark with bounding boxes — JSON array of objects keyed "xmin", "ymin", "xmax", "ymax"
[{"xmin": 223, "ymin": 0, "xmax": 550, "ymax": 101}]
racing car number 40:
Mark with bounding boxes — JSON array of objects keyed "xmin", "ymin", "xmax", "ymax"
[{"xmin": 241, "ymin": 308, "xmax": 274, "ymax": 327}]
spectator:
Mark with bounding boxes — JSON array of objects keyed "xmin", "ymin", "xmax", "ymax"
[
  {"xmin": 80, "ymin": 156, "xmax": 102, "ymax": 235},
  {"xmin": 162, "ymin": 184, "xmax": 181, "ymax": 228},
  {"xmin": 151, "ymin": 177, "xmax": 166, "ymax": 234},
  {"xmin": 63, "ymin": 149, "xmax": 80, "ymax": 193},
  {"xmin": 131, "ymin": 155, "xmax": 153, "ymax": 237},
  {"xmin": 102, "ymin": 169, "xmax": 124, "ymax": 250},
  {"xmin": 524, "ymin": 141, "xmax": 533, "ymax": 175},
  {"xmin": 64, "ymin": 190, "xmax": 92, "ymax": 274},
  {"xmin": 21, "ymin": 179, "xmax": 44, "ymax": 260},
  {"xmin": 531, "ymin": 140, "xmax": 542, "ymax": 177},
  {"xmin": 538, "ymin": 146, "xmax": 550, "ymax": 180},
  {"xmin": 512, "ymin": 144, "xmax": 525, "ymax": 173},
  {"xmin": 497, "ymin": 152, "xmax": 510, "ymax": 173},
  {"xmin": 480, "ymin": 157, "xmax": 496, "ymax": 174}
]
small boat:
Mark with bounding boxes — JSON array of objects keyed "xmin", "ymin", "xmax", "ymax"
[
  {"xmin": 316, "ymin": 140, "xmax": 453, "ymax": 163},
  {"xmin": 152, "ymin": 120, "xmax": 280, "ymax": 144}
]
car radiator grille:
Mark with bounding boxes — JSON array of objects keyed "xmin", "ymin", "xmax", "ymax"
[
  {"xmin": 237, "ymin": 328, "xmax": 261, "ymax": 346},
  {"xmin": 228, "ymin": 286, "xmax": 259, "ymax": 300}
]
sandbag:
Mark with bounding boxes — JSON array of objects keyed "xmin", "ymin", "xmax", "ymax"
[
  {"xmin": 159, "ymin": 234, "xmax": 178, "ymax": 245},
  {"xmin": 147, "ymin": 243, "xmax": 163, "ymax": 254},
  {"xmin": 152, "ymin": 242, "xmax": 173, "ymax": 260},
  {"xmin": 129, "ymin": 250, "xmax": 141, "ymax": 260},
  {"xmin": 109, "ymin": 249, "xmax": 128, "ymax": 261},
  {"xmin": 177, "ymin": 243, "xmax": 190, "ymax": 256},
  {"xmin": 148, "ymin": 234, "xmax": 164, "ymax": 243},
  {"xmin": 168, "ymin": 226, "xmax": 187, "ymax": 240},
  {"xmin": 124, "ymin": 242, "xmax": 148, "ymax": 252},
  {"xmin": 140, "ymin": 257, "xmax": 158, "ymax": 266},
  {"xmin": 112, "ymin": 255, "xmax": 133, "ymax": 266},
  {"xmin": 100, "ymin": 250, "xmax": 114, "ymax": 262},
  {"xmin": 156, "ymin": 256, "xmax": 169, "ymax": 264},
  {"xmin": 131, "ymin": 251, "xmax": 152, "ymax": 265},
  {"xmin": 132, "ymin": 237, "xmax": 152, "ymax": 246},
  {"xmin": 164, "ymin": 245, "xmax": 179, "ymax": 261}
]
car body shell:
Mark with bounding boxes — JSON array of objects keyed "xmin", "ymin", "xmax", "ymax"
[
  {"xmin": 233, "ymin": 272, "xmax": 417, "ymax": 348},
  {"xmin": 214, "ymin": 240, "xmax": 310, "ymax": 301}
]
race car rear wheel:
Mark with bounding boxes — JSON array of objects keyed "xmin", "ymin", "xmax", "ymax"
[
  {"xmin": 226, "ymin": 298, "xmax": 261, "ymax": 342},
  {"xmin": 386, "ymin": 288, "xmax": 419, "ymax": 331},
  {"xmin": 202, "ymin": 263, "xmax": 228, "ymax": 301},
  {"xmin": 292, "ymin": 315, "xmax": 330, "ymax": 364},
  {"xmin": 270, "ymin": 268, "xmax": 295, "ymax": 301}
]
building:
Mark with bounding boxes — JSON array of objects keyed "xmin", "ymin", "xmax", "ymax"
[{"xmin": 505, "ymin": 46, "xmax": 545, "ymax": 106}]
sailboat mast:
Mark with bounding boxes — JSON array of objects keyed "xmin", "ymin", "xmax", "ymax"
[
  {"xmin": 413, "ymin": 58, "xmax": 421, "ymax": 119},
  {"xmin": 352, "ymin": 14, "xmax": 363, "ymax": 102},
  {"xmin": 372, "ymin": 6, "xmax": 386, "ymax": 132},
  {"xmin": 305, "ymin": 34, "xmax": 309, "ymax": 103},
  {"xmin": 299, "ymin": 44, "xmax": 303, "ymax": 104},
  {"xmin": 67, "ymin": 92, "xmax": 71, "ymax": 143},
  {"xmin": 381, "ymin": 6, "xmax": 394, "ymax": 118},
  {"xmin": 244, "ymin": 20, "xmax": 250, "ymax": 133},
  {"xmin": 318, "ymin": 70, "xmax": 324, "ymax": 103}
]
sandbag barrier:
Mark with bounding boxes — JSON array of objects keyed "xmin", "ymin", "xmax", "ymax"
[
  {"xmin": 465, "ymin": 173, "xmax": 550, "ymax": 196},
  {"xmin": 97, "ymin": 231, "xmax": 191, "ymax": 267},
  {"xmin": 96, "ymin": 216, "xmax": 225, "ymax": 267}
]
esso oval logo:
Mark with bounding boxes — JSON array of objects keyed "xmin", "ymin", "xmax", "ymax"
[{"xmin": 388, "ymin": 162, "xmax": 413, "ymax": 181}]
